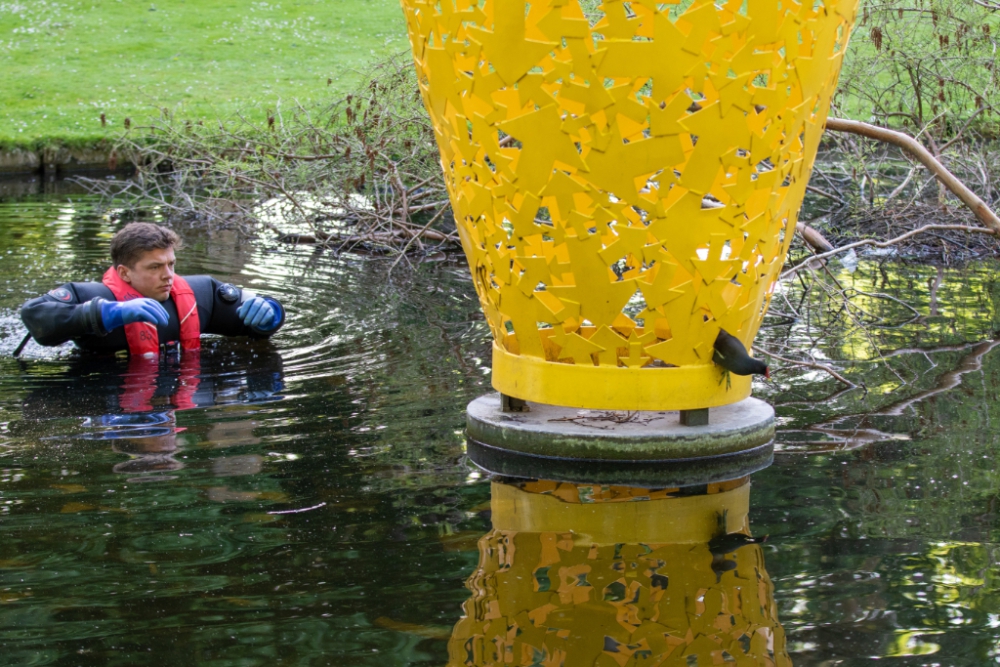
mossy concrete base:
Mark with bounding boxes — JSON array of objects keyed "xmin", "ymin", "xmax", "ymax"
[{"xmin": 466, "ymin": 393, "xmax": 775, "ymax": 487}]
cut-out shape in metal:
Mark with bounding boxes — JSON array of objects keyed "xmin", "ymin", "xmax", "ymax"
[{"xmin": 400, "ymin": 0, "xmax": 860, "ymax": 409}]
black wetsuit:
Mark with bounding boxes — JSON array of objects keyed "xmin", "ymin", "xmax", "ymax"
[{"xmin": 20, "ymin": 275, "xmax": 285, "ymax": 354}]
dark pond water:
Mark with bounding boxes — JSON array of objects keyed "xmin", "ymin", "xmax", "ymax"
[{"xmin": 3, "ymin": 187, "xmax": 1000, "ymax": 666}]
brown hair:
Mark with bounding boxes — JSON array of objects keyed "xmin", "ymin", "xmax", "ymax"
[{"xmin": 110, "ymin": 223, "xmax": 182, "ymax": 267}]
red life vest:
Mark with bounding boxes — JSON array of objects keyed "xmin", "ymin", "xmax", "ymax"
[
  {"xmin": 120, "ymin": 353, "xmax": 201, "ymax": 413},
  {"xmin": 102, "ymin": 266, "xmax": 201, "ymax": 356}
]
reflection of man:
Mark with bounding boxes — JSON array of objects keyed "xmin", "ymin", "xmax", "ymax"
[
  {"xmin": 108, "ymin": 413, "xmax": 185, "ymax": 477},
  {"xmin": 17, "ymin": 348, "xmax": 285, "ymax": 420},
  {"xmin": 20, "ymin": 223, "xmax": 285, "ymax": 355},
  {"xmin": 13, "ymin": 339, "xmax": 285, "ymax": 485}
]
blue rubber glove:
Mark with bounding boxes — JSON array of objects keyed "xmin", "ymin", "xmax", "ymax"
[
  {"xmin": 101, "ymin": 298, "xmax": 170, "ymax": 331},
  {"xmin": 238, "ymin": 297, "xmax": 277, "ymax": 330}
]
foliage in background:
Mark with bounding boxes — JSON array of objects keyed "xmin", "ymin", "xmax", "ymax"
[
  {"xmin": 75, "ymin": 0, "xmax": 1000, "ymax": 254},
  {"xmin": 802, "ymin": 1, "xmax": 1000, "ymax": 250},
  {"xmin": 82, "ymin": 58, "xmax": 455, "ymax": 253},
  {"xmin": 836, "ymin": 0, "xmax": 999, "ymax": 139}
]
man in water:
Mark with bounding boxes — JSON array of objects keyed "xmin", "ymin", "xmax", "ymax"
[{"xmin": 20, "ymin": 222, "xmax": 285, "ymax": 355}]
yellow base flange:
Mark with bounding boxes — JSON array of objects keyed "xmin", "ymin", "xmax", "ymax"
[
  {"xmin": 491, "ymin": 343, "xmax": 752, "ymax": 411},
  {"xmin": 490, "ymin": 479, "xmax": 750, "ymax": 545}
]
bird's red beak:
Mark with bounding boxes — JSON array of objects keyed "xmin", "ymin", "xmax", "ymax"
[{"xmin": 764, "ymin": 367, "xmax": 771, "ymax": 379}]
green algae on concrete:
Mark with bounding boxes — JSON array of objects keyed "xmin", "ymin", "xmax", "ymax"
[
  {"xmin": 465, "ymin": 394, "xmax": 775, "ymax": 486},
  {"xmin": 466, "ymin": 394, "xmax": 775, "ymax": 461},
  {"xmin": 466, "ymin": 439, "xmax": 774, "ymax": 488}
]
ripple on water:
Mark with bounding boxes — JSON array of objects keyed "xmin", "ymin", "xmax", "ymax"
[{"xmin": 5, "ymin": 193, "xmax": 1000, "ymax": 664}]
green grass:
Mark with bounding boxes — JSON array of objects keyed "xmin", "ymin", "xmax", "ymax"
[
  {"xmin": 4, "ymin": 0, "xmax": 994, "ymax": 150},
  {"xmin": 0, "ymin": 0, "xmax": 409, "ymax": 148}
]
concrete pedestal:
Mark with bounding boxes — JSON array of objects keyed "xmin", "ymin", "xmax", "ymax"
[{"xmin": 466, "ymin": 394, "xmax": 774, "ymax": 487}]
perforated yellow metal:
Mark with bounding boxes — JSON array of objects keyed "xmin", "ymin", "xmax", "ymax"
[
  {"xmin": 445, "ymin": 479, "xmax": 791, "ymax": 666},
  {"xmin": 400, "ymin": 0, "xmax": 859, "ymax": 410}
]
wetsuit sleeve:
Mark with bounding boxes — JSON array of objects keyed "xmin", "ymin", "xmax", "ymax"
[
  {"xmin": 187, "ymin": 276, "xmax": 285, "ymax": 339},
  {"xmin": 20, "ymin": 284, "xmax": 109, "ymax": 346}
]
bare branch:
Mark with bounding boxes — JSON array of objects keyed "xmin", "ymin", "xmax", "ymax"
[
  {"xmin": 805, "ymin": 184, "xmax": 846, "ymax": 206},
  {"xmin": 753, "ymin": 345, "xmax": 860, "ymax": 388},
  {"xmin": 825, "ymin": 118, "xmax": 1000, "ymax": 233},
  {"xmin": 781, "ymin": 223, "xmax": 998, "ymax": 279}
]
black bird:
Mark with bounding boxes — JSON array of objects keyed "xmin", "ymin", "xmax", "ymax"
[
  {"xmin": 713, "ymin": 329, "xmax": 770, "ymax": 378},
  {"xmin": 709, "ymin": 532, "xmax": 769, "ymax": 582},
  {"xmin": 709, "ymin": 510, "xmax": 769, "ymax": 556},
  {"xmin": 708, "ymin": 531, "xmax": 769, "ymax": 557}
]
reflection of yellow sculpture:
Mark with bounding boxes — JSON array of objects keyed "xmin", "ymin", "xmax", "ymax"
[
  {"xmin": 400, "ymin": 0, "xmax": 859, "ymax": 409},
  {"xmin": 448, "ymin": 479, "xmax": 790, "ymax": 666}
]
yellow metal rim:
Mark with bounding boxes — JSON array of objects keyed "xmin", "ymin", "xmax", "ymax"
[
  {"xmin": 491, "ymin": 343, "xmax": 752, "ymax": 410},
  {"xmin": 490, "ymin": 480, "xmax": 750, "ymax": 545}
]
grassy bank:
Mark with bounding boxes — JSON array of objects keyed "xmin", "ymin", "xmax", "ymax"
[
  {"xmin": 0, "ymin": 0, "xmax": 408, "ymax": 149},
  {"xmin": 3, "ymin": 0, "xmax": 995, "ymax": 152}
]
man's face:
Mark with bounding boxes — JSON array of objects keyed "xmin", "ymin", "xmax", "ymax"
[{"xmin": 117, "ymin": 247, "xmax": 176, "ymax": 301}]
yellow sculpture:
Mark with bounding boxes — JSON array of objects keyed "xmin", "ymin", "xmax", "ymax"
[
  {"xmin": 400, "ymin": 0, "xmax": 859, "ymax": 410},
  {"xmin": 448, "ymin": 478, "xmax": 790, "ymax": 666}
]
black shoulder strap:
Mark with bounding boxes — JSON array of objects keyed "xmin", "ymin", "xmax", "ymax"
[{"xmin": 12, "ymin": 332, "xmax": 31, "ymax": 357}]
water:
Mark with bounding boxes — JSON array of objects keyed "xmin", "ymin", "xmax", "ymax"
[{"xmin": 2, "ymin": 189, "xmax": 1000, "ymax": 665}]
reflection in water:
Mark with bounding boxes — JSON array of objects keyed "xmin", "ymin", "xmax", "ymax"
[
  {"xmin": 8, "ymin": 196, "xmax": 1000, "ymax": 663},
  {"xmin": 109, "ymin": 415, "xmax": 184, "ymax": 480},
  {"xmin": 450, "ymin": 478, "xmax": 790, "ymax": 667},
  {"xmin": 18, "ymin": 347, "xmax": 284, "ymax": 481},
  {"xmin": 778, "ymin": 337, "xmax": 1000, "ymax": 451}
]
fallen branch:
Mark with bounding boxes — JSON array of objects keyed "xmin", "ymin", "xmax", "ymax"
[
  {"xmin": 805, "ymin": 184, "xmax": 846, "ymax": 206},
  {"xmin": 780, "ymin": 223, "xmax": 997, "ymax": 279},
  {"xmin": 326, "ymin": 228, "xmax": 455, "ymax": 244},
  {"xmin": 825, "ymin": 117, "xmax": 1000, "ymax": 233},
  {"xmin": 278, "ymin": 226, "xmax": 455, "ymax": 245},
  {"xmin": 883, "ymin": 164, "xmax": 918, "ymax": 206},
  {"xmin": 388, "ymin": 204, "xmax": 451, "ymax": 273},
  {"xmin": 75, "ymin": 55, "xmax": 456, "ymax": 253}
]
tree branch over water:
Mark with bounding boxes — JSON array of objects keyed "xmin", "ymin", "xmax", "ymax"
[
  {"xmin": 753, "ymin": 345, "xmax": 860, "ymax": 389},
  {"xmin": 825, "ymin": 117, "xmax": 1000, "ymax": 232}
]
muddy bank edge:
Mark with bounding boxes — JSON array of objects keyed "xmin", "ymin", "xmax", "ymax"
[{"xmin": 0, "ymin": 142, "xmax": 133, "ymax": 177}]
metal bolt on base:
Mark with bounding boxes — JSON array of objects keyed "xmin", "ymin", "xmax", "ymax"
[
  {"xmin": 501, "ymin": 393, "xmax": 530, "ymax": 413},
  {"xmin": 680, "ymin": 408, "xmax": 709, "ymax": 427}
]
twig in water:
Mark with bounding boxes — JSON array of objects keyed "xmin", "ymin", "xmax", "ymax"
[
  {"xmin": 267, "ymin": 502, "xmax": 327, "ymax": 515},
  {"xmin": 780, "ymin": 223, "xmax": 998, "ymax": 280},
  {"xmin": 753, "ymin": 345, "xmax": 861, "ymax": 389},
  {"xmin": 388, "ymin": 204, "xmax": 450, "ymax": 274}
]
